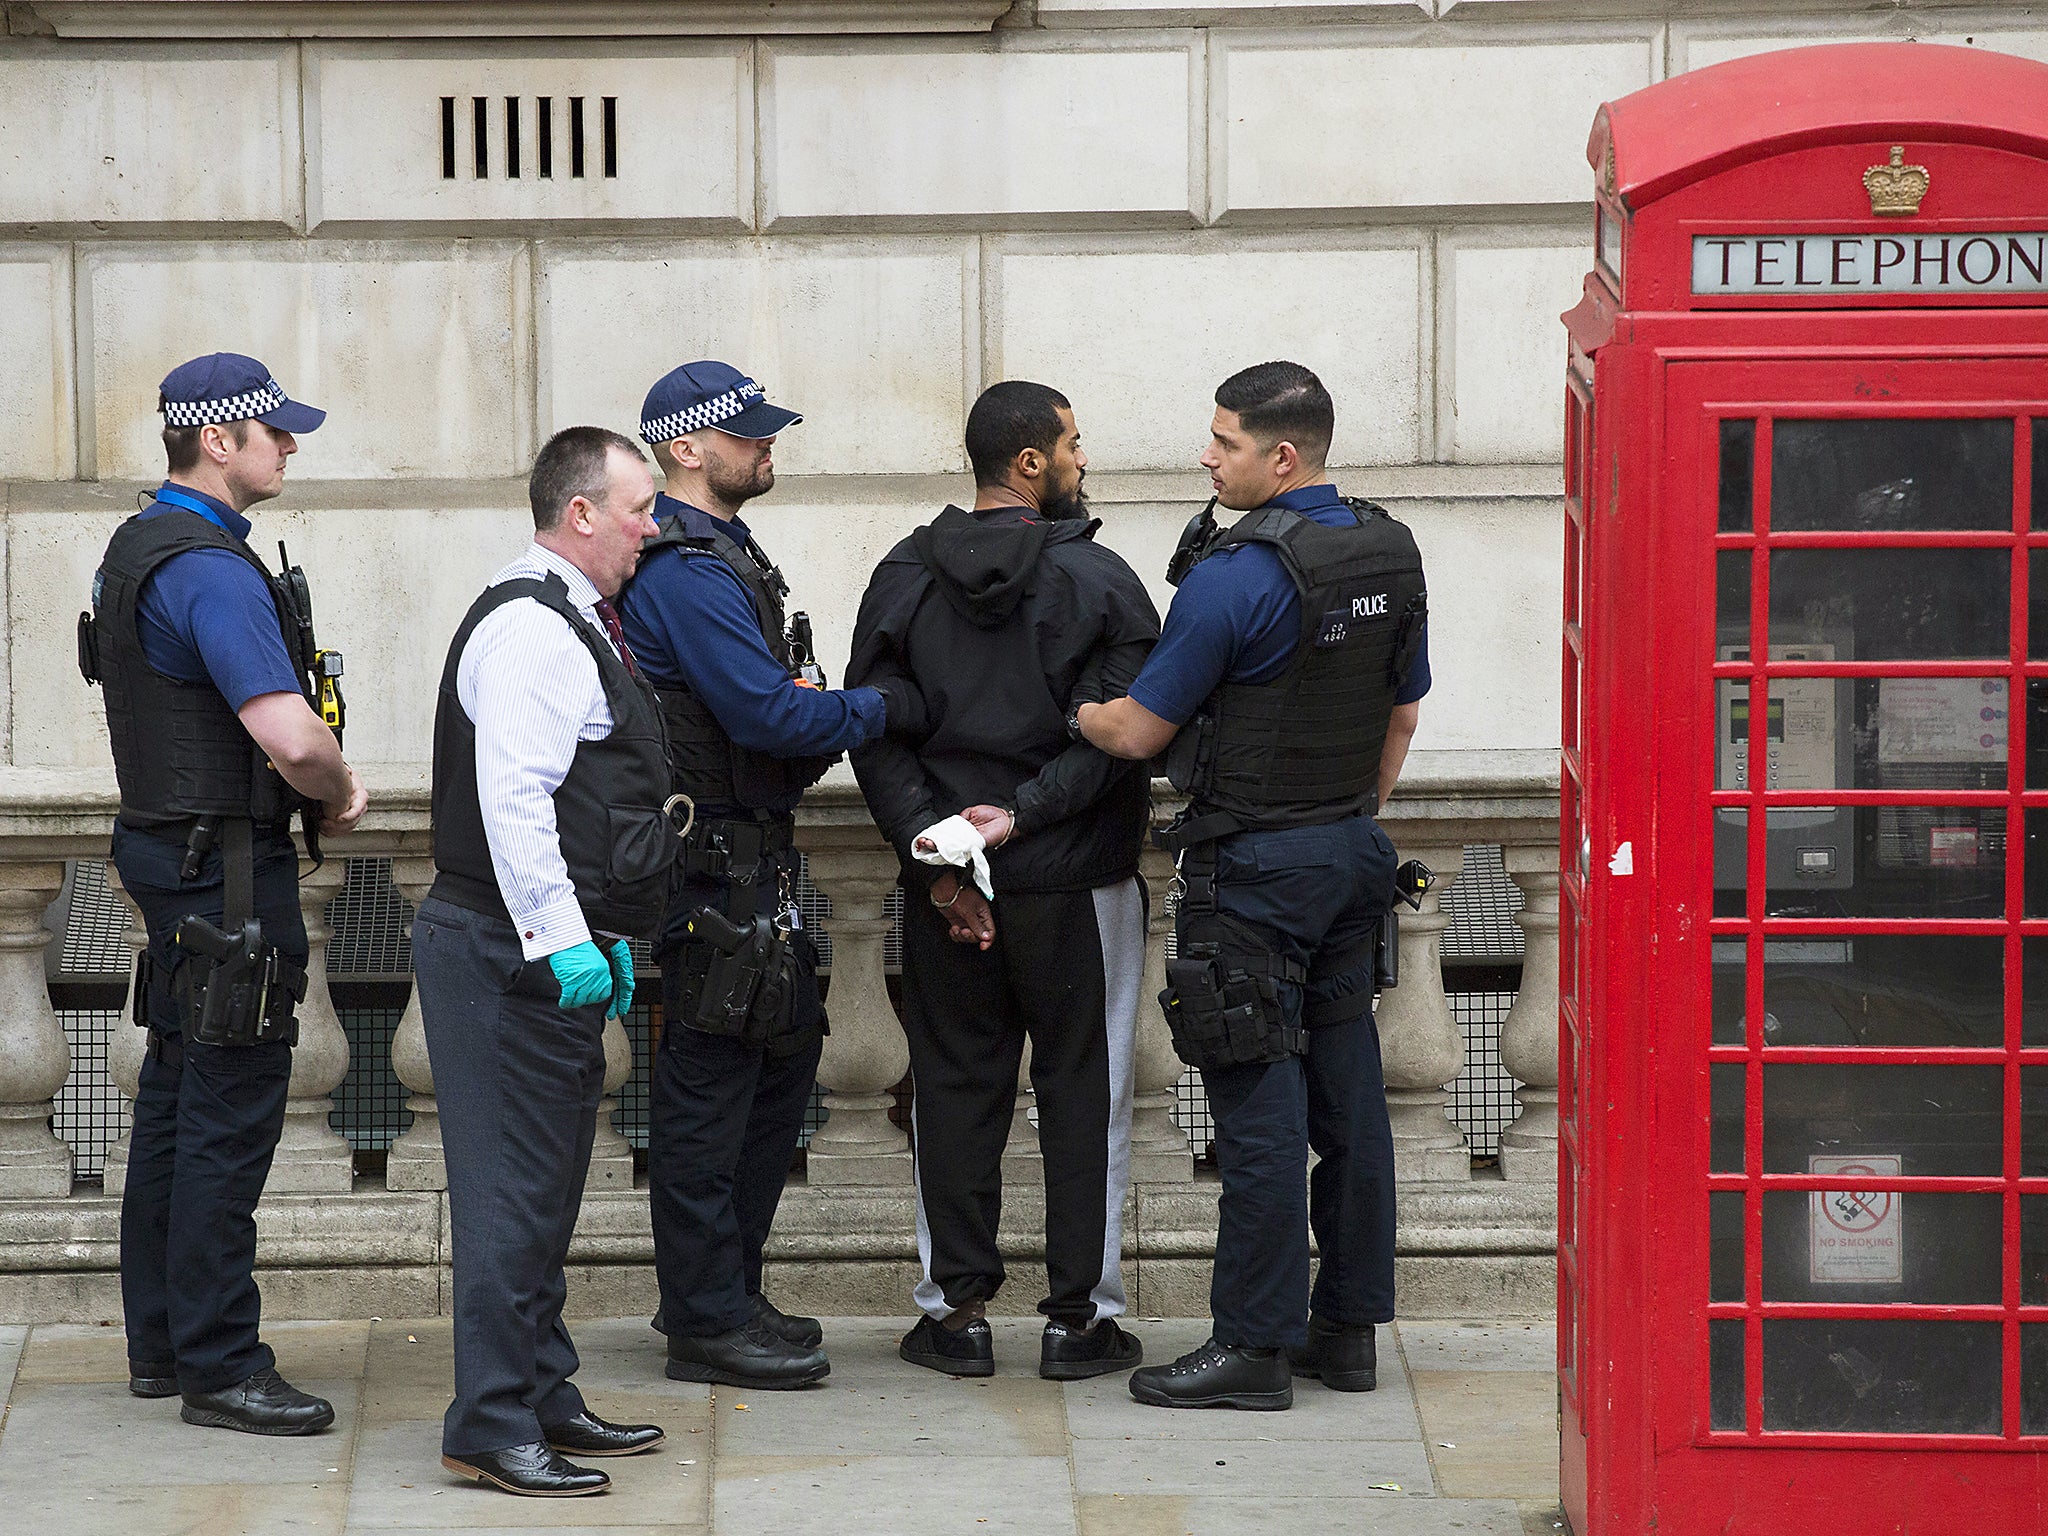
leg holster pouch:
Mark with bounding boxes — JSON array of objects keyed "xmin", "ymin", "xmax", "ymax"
[
  {"xmin": 1159, "ymin": 908, "xmax": 1308, "ymax": 1072},
  {"xmin": 170, "ymin": 914, "xmax": 306, "ymax": 1048},
  {"xmin": 678, "ymin": 906, "xmax": 790, "ymax": 1049}
]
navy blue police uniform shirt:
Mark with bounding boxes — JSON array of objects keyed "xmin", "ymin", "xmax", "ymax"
[
  {"xmin": 1127, "ymin": 482, "xmax": 1431, "ymax": 727},
  {"xmin": 131, "ymin": 484, "xmax": 304, "ymax": 709},
  {"xmin": 619, "ymin": 494, "xmax": 887, "ymax": 801}
]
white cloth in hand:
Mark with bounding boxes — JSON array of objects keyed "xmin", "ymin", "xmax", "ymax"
[{"xmin": 911, "ymin": 814, "xmax": 994, "ymax": 900}]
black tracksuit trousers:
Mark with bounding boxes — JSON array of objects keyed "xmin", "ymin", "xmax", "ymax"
[{"xmin": 900, "ymin": 876, "xmax": 1145, "ymax": 1327}]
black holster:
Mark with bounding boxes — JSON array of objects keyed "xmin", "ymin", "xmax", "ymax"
[
  {"xmin": 675, "ymin": 906, "xmax": 824, "ymax": 1056},
  {"xmin": 170, "ymin": 914, "xmax": 306, "ymax": 1047},
  {"xmin": 1159, "ymin": 847, "xmax": 1307, "ymax": 1072}
]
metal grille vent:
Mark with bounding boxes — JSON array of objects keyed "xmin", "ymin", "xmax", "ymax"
[{"xmin": 441, "ymin": 95, "xmax": 618, "ymax": 182}]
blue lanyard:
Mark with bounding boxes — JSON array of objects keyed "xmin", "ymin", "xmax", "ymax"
[{"xmin": 152, "ymin": 484, "xmax": 234, "ymax": 534}]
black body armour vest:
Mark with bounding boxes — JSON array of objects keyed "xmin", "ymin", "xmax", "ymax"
[
  {"xmin": 430, "ymin": 573, "xmax": 674, "ymax": 940},
  {"xmin": 89, "ymin": 509, "xmax": 308, "ymax": 833},
  {"xmin": 1165, "ymin": 499, "xmax": 1427, "ymax": 833},
  {"xmin": 636, "ymin": 512, "xmax": 834, "ymax": 813}
]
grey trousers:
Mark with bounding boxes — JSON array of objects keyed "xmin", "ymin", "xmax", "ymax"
[{"xmin": 413, "ymin": 895, "xmax": 605, "ymax": 1457}]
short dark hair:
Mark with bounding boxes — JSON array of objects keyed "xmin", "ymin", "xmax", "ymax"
[
  {"xmin": 161, "ymin": 415, "xmax": 246, "ymax": 474},
  {"xmin": 965, "ymin": 380, "xmax": 1071, "ymax": 488},
  {"xmin": 1215, "ymin": 361, "xmax": 1333, "ymax": 467},
  {"xmin": 529, "ymin": 426, "xmax": 645, "ymax": 531}
]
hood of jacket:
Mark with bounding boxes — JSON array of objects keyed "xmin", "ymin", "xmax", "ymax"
[{"xmin": 909, "ymin": 504, "xmax": 1100, "ymax": 629}]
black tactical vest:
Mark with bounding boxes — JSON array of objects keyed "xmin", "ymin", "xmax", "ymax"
[
  {"xmin": 1164, "ymin": 499, "xmax": 1427, "ymax": 832},
  {"xmin": 88, "ymin": 508, "xmax": 307, "ymax": 833},
  {"xmin": 634, "ymin": 509, "xmax": 834, "ymax": 812},
  {"xmin": 430, "ymin": 572, "xmax": 674, "ymax": 940}
]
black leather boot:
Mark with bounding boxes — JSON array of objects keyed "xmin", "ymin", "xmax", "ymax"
[
  {"xmin": 666, "ymin": 1317, "xmax": 830, "ymax": 1389},
  {"xmin": 752, "ymin": 1291, "xmax": 824, "ymax": 1350},
  {"xmin": 1128, "ymin": 1338, "xmax": 1293, "ymax": 1410},
  {"xmin": 441, "ymin": 1442, "xmax": 610, "ymax": 1497},
  {"xmin": 899, "ymin": 1314, "xmax": 995, "ymax": 1377},
  {"xmin": 1291, "ymin": 1316, "xmax": 1377, "ymax": 1391},
  {"xmin": 179, "ymin": 1366, "xmax": 336, "ymax": 1435},
  {"xmin": 129, "ymin": 1358, "xmax": 179, "ymax": 1399},
  {"xmin": 1040, "ymin": 1318, "xmax": 1143, "ymax": 1381}
]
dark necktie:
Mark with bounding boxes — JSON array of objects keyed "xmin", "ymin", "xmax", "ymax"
[{"xmin": 592, "ymin": 598, "xmax": 640, "ymax": 678}]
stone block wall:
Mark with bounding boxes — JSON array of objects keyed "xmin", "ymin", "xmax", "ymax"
[{"xmin": 0, "ymin": 2, "xmax": 2039, "ymax": 774}]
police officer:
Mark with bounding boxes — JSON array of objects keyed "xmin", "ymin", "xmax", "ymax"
[
  {"xmin": 617, "ymin": 363, "xmax": 921, "ymax": 1390},
  {"xmin": 416, "ymin": 426, "xmax": 671, "ymax": 1496},
  {"xmin": 80, "ymin": 353, "xmax": 368, "ymax": 1434},
  {"xmin": 1077, "ymin": 361, "xmax": 1430, "ymax": 1411}
]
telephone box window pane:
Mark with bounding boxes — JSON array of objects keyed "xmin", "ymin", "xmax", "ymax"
[
  {"xmin": 1710, "ymin": 943, "xmax": 1744, "ymax": 1045},
  {"xmin": 1710, "ymin": 1320, "xmax": 1745, "ymax": 1432},
  {"xmin": 1761, "ymin": 1320, "xmax": 2000, "ymax": 1434},
  {"xmin": 2033, "ymin": 421, "xmax": 2048, "ymax": 532},
  {"xmin": 1717, "ymin": 550, "xmax": 1750, "ymax": 641},
  {"xmin": 2021, "ymin": 1068, "xmax": 2048, "ymax": 1176},
  {"xmin": 2029, "ymin": 551, "xmax": 2048, "ymax": 657},
  {"xmin": 1720, "ymin": 419, "xmax": 1755, "ymax": 532},
  {"xmin": 1758, "ymin": 934, "xmax": 2002, "ymax": 1049},
  {"xmin": 1763, "ymin": 1064, "xmax": 2001, "ymax": 1176},
  {"xmin": 1762, "ymin": 1190, "xmax": 2000, "ymax": 1304},
  {"xmin": 2024, "ymin": 1327, "xmax": 2048, "ymax": 1435},
  {"xmin": 1771, "ymin": 419, "xmax": 2012, "ymax": 532},
  {"xmin": 2022, "ymin": 1197, "xmax": 2048, "ymax": 1304},
  {"xmin": 2022, "ymin": 812, "xmax": 2048, "ymax": 918},
  {"xmin": 2025, "ymin": 940, "xmax": 2048, "ymax": 1045},
  {"xmin": 1769, "ymin": 549, "xmax": 2009, "ymax": 660},
  {"xmin": 1710, "ymin": 1191, "xmax": 1744, "ymax": 1302},
  {"xmin": 1711, "ymin": 1064, "xmax": 1745, "ymax": 1173},
  {"xmin": 1718, "ymin": 806, "xmax": 2004, "ymax": 919}
]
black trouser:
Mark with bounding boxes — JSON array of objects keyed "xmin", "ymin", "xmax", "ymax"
[
  {"xmin": 412, "ymin": 896, "xmax": 606, "ymax": 1458},
  {"xmin": 1188, "ymin": 816, "xmax": 1398, "ymax": 1352},
  {"xmin": 649, "ymin": 844, "xmax": 824, "ymax": 1340},
  {"xmin": 899, "ymin": 877, "xmax": 1145, "ymax": 1327},
  {"xmin": 112, "ymin": 821, "xmax": 304, "ymax": 1395}
]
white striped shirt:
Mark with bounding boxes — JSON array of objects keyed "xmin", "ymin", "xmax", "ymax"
[{"xmin": 456, "ymin": 542, "xmax": 620, "ymax": 961}]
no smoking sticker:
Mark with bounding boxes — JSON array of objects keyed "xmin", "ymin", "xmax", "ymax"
[{"xmin": 1810, "ymin": 1154, "xmax": 1902, "ymax": 1285}]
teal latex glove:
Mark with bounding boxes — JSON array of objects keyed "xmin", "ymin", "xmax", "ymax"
[
  {"xmin": 548, "ymin": 941, "xmax": 616, "ymax": 1011},
  {"xmin": 604, "ymin": 939, "xmax": 635, "ymax": 1021}
]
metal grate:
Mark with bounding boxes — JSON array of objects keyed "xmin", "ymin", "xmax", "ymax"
[
  {"xmin": 57, "ymin": 859, "xmax": 130, "ymax": 976},
  {"xmin": 1450, "ymin": 990, "xmax": 1520, "ymax": 1159},
  {"xmin": 1442, "ymin": 843, "xmax": 1526, "ymax": 963},
  {"xmin": 330, "ymin": 1007, "xmax": 409, "ymax": 1152},
  {"xmin": 327, "ymin": 858, "xmax": 413, "ymax": 978},
  {"xmin": 53, "ymin": 1009, "xmax": 127, "ymax": 1179}
]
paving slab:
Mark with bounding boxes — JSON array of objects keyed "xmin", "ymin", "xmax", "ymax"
[
  {"xmin": 3, "ymin": 1479, "xmax": 351, "ymax": 1535},
  {"xmin": 1071, "ymin": 1433, "xmax": 1437, "ymax": 1497},
  {"xmin": 1078, "ymin": 1493, "xmax": 1531, "ymax": 1536},
  {"xmin": 714, "ymin": 1371, "xmax": 1067, "ymax": 1458},
  {"xmin": 0, "ymin": 1325, "xmax": 24, "ymax": 1429},
  {"xmin": 345, "ymin": 1419, "xmax": 708, "ymax": 1529},
  {"xmin": 1397, "ymin": 1322, "xmax": 1556, "ymax": 1374},
  {"xmin": 716, "ymin": 1453, "xmax": 1078, "ymax": 1536},
  {"xmin": 0, "ymin": 1379, "xmax": 359, "ymax": 1486},
  {"xmin": 1411, "ymin": 1370, "xmax": 1560, "ymax": 1503},
  {"xmin": 16, "ymin": 1318, "xmax": 371, "ymax": 1386}
]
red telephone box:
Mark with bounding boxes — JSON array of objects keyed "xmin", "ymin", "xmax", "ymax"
[{"xmin": 1560, "ymin": 44, "xmax": 2048, "ymax": 1534}]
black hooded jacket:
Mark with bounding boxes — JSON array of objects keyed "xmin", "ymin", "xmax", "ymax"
[{"xmin": 847, "ymin": 504, "xmax": 1161, "ymax": 895}]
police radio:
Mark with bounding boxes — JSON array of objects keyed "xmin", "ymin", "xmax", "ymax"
[
  {"xmin": 1165, "ymin": 497, "xmax": 1223, "ymax": 588},
  {"xmin": 277, "ymin": 542, "xmax": 345, "ymax": 741}
]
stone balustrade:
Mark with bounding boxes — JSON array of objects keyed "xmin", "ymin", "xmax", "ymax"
[{"xmin": 0, "ymin": 752, "xmax": 1558, "ymax": 1322}]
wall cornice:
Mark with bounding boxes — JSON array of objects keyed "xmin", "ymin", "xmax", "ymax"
[{"xmin": 13, "ymin": 0, "xmax": 1016, "ymax": 38}]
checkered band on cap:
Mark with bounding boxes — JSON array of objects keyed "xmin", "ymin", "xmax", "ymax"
[
  {"xmin": 639, "ymin": 380, "xmax": 765, "ymax": 445},
  {"xmin": 161, "ymin": 379, "xmax": 288, "ymax": 428}
]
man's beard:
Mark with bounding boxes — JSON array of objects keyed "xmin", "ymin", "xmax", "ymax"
[
  {"xmin": 707, "ymin": 454, "xmax": 774, "ymax": 507},
  {"xmin": 1041, "ymin": 471, "xmax": 1090, "ymax": 522}
]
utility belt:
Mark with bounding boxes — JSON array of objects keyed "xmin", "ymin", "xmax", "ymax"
[
  {"xmin": 671, "ymin": 814, "xmax": 819, "ymax": 1056},
  {"xmin": 132, "ymin": 817, "xmax": 306, "ymax": 1049},
  {"xmin": 1155, "ymin": 811, "xmax": 1435, "ymax": 1071}
]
